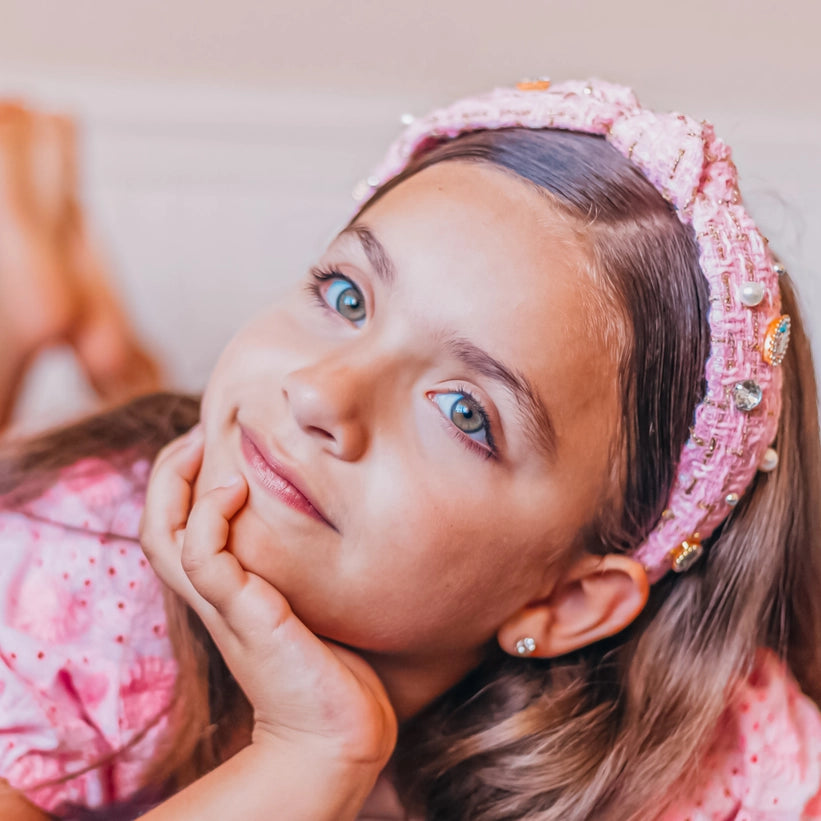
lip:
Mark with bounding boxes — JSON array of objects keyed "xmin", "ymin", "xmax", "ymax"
[{"xmin": 239, "ymin": 424, "xmax": 335, "ymax": 530}]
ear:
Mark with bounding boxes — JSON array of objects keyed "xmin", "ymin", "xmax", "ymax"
[{"xmin": 496, "ymin": 554, "xmax": 649, "ymax": 658}]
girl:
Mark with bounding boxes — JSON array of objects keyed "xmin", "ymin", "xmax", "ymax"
[{"xmin": 1, "ymin": 78, "xmax": 820, "ymax": 820}]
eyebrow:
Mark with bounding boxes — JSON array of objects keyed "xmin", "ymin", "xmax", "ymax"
[
  {"xmin": 445, "ymin": 337, "xmax": 558, "ymax": 459},
  {"xmin": 339, "ymin": 222, "xmax": 558, "ymax": 458},
  {"xmin": 340, "ymin": 224, "xmax": 396, "ymax": 285}
]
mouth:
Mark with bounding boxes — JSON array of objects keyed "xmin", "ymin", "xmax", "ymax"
[{"xmin": 239, "ymin": 424, "xmax": 336, "ymax": 530}]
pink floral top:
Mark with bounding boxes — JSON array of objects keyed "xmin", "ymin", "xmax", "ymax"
[
  {"xmin": 659, "ymin": 649, "xmax": 821, "ymax": 820},
  {"xmin": 0, "ymin": 458, "xmax": 176, "ymax": 813},
  {"xmin": 1, "ymin": 461, "xmax": 821, "ymax": 818}
]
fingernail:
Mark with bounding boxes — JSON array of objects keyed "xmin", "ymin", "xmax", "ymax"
[{"xmin": 218, "ymin": 474, "xmax": 242, "ymax": 488}]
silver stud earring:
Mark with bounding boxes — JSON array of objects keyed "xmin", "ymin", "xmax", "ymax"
[{"xmin": 515, "ymin": 636, "xmax": 537, "ymax": 656}]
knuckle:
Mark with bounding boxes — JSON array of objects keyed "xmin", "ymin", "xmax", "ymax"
[
  {"xmin": 180, "ymin": 549, "xmax": 205, "ymax": 577},
  {"xmin": 138, "ymin": 519, "xmax": 157, "ymax": 550},
  {"xmin": 190, "ymin": 492, "xmax": 224, "ymax": 527}
]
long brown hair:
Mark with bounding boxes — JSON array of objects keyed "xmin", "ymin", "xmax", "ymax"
[
  {"xmin": 3, "ymin": 129, "xmax": 820, "ymax": 820},
  {"xmin": 383, "ymin": 131, "xmax": 821, "ymax": 818}
]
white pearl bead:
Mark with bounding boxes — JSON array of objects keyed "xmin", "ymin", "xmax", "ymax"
[
  {"xmin": 739, "ymin": 281, "xmax": 765, "ymax": 307},
  {"xmin": 400, "ymin": 112, "xmax": 415, "ymax": 126},
  {"xmin": 351, "ymin": 180, "xmax": 370, "ymax": 201},
  {"xmin": 759, "ymin": 447, "xmax": 779, "ymax": 472}
]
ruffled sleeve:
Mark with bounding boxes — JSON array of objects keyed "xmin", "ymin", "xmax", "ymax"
[
  {"xmin": 659, "ymin": 649, "xmax": 821, "ymax": 820},
  {"xmin": 0, "ymin": 459, "xmax": 178, "ymax": 813}
]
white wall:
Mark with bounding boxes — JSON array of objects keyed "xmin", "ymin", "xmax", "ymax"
[{"xmin": 1, "ymin": 0, "xmax": 818, "ymax": 430}]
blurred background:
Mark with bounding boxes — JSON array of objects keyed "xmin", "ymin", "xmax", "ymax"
[{"xmin": 1, "ymin": 0, "xmax": 818, "ymax": 432}]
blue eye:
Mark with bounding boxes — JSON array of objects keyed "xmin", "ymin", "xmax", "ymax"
[
  {"xmin": 323, "ymin": 277, "xmax": 366, "ymax": 326},
  {"xmin": 432, "ymin": 391, "xmax": 491, "ymax": 450}
]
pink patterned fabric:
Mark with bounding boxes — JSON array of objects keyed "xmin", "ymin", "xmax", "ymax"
[
  {"xmin": 0, "ymin": 459, "xmax": 177, "ymax": 813},
  {"xmin": 359, "ymin": 79, "xmax": 785, "ymax": 582},
  {"xmin": 659, "ymin": 649, "xmax": 821, "ymax": 820},
  {"xmin": 366, "ymin": 651, "xmax": 821, "ymax": 819},
  {"xmin": 366, "ymin": 649, "xmax": 821, "ymax": 819},
  {"xmin": 1, "ymin": 462, "xmax": 820, "ymax": 816}
]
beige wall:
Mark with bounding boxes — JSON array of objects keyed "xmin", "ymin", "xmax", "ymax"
[{"xmin": 1, "ymin": 0, "xmax": 818, "ymax": 429}]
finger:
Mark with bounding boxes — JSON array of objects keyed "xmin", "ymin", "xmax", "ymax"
[
  {"xmin": 139, "ymin": 427, "xmax": 205, "ymax": 605},
  {"xmin": 149, "ymin": 423, "xmax": 203, "ymax": 478},
  {"xmin": 176, "ymin": 477, "xmax": 303, "ymax": 647},
  {"xmin": 145, "ymin": 425, "xmax": 203, "ymax": 496},
  {"xmin": 140, "ymin": 426, "xmax": 203, "ymax": 550},
  {"xmin": 180, "ymin": 477, "xmax": 248, "ymax": 611}
]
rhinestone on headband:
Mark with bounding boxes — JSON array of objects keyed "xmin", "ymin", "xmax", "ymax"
[
  {"xmin": 732, "ymin": 380, "xmax": 763, "ymax": 412},
  {"xmin": 763, "ymin": 315, "xmax": 791, "ymax": 366},
  {"xmin": 360, "ymin": 78, "xmax": 785, "ymax": 583}
]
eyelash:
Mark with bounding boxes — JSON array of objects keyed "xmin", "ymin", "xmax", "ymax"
[
  {"xmin": 444, "ymin": 384, "xmax": 497, "ymax": 460},
  {"xmin": 305, "ymin": 266, "xmax": 359, "ymax": 316},
  {"xmin": 305, "ymin": 268, "xmax": 497, "ymax": 461}
]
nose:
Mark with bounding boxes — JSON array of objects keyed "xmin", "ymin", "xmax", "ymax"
[{"xmin": 282, "ymin": 360, "xmax": 369, "ymax": 461}]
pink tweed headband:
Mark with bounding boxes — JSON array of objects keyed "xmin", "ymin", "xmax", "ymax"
[{"xmin": 355, "ymin": 78, "xmax": 790, "ymax": 583}]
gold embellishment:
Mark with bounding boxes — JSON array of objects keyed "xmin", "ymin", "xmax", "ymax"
[
  {"xmin": 669, "ymin": 534, "xmax": 703, "ymax": 573},
  {"xmin": 670, "ymin": 148, "xmax": 686, "ymax": 179},
  {"xmin": 516, "ymin": 78, "xmax": 551, "ymax": 92},
  {"xmin": 763, "ymin": 315, "xmax": 791, "ymax": 366},
  {"xmin": 751, "ymin": 312, "xmax": 761, "ymax": 351},
  {"xmin": 721, "ymin": 272, "xmax": 732, "ymax": 310},
  {"xmin": 689, "ymin": 427, "xmax": 706, "ymax": 447}
]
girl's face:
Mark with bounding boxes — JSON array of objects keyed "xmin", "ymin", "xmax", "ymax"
[{"xmin": 198, "ymin": 161, "xmax": 620, "ymax": 691}]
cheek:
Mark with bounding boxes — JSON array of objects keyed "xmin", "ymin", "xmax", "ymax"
[
  {"xmin": 355, "ymin": 466, "xmax": 557, "ymax": 615},
  {"xmin": 200, "ymin": 311, "xmax": 308, "ymax": 426}
]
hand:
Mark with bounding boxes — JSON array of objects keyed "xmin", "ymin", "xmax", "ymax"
[{"xmin": 139, "ymin": 427, "xmax": 398, "ymax": 772}]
